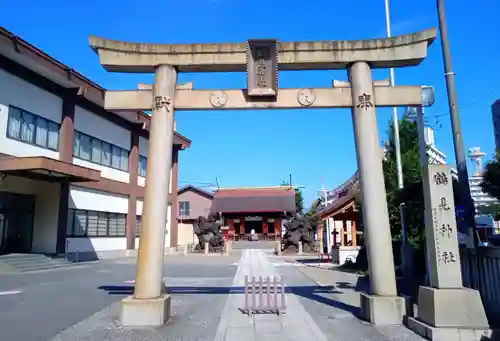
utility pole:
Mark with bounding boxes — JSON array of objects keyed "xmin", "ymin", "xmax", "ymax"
[
  {"xmin": 437, "ymin": 0, "xmax": 477, "ymax": 245},
  {"xmin": 384, "ymin": 0, "xmax": 404, "ymax": 193},
  {"xmin": 321, "ymin": 178, "xmax": 329, "ymax": 253},
  {"xmin": 384, "ymin": 0, "xmax": 409, "ymax": 283}
]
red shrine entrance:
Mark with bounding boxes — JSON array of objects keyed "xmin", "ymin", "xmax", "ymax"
[{"xmin": 210, "ymin": 187, "xmax": 296, "ymax": 241}]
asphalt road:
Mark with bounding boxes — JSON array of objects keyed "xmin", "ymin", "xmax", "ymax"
[
  {"xmin": 0, "ymin": 256, "xmax": 238, "ymax": 341},
  {"xmin": 232, "ymin": 240, "xmax": 276, "ymax": 249}
]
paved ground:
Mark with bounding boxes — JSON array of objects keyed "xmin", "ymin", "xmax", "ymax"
[
  {"xmin": 0, "ymin": 255, "xmax": 239, "ymax": 341},
  {"xmin": 0, "ymin": 251, "xmax": 425, "ymax": 341},
  {"xmin": 232, "ymin": 240, "xmax": 276, "ymax": 250},
  {"xmin": 273, "ymin": 258, "xmax": 424, "ymax": 341}
]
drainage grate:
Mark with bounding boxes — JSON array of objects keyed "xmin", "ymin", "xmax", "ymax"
[{"xmin": 243, "ymin": 275, "xmax": 286, "ymax": 316}]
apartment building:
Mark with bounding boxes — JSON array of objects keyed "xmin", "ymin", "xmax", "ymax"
[
  {"xmin": 0, "ymin": 27, "xmax": 191, "ymax": 259},
  {"xmin": 491, "ymin": 99, "xmax": 500, "ymax": 151}
]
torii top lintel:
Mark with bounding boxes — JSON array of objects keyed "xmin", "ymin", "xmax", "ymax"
[{"xmin": 88, "ymin": 28, "xmax": 437, "ymax": 73}]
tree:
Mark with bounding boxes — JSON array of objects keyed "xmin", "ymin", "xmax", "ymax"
[
  {"xmin": 481, "ymin": 152, "xmax": 500, "ymax": 201},
  {"xmin": 304, "ymin": 198, "xmax": 322, "ymax": 231},
  {"xmin": 280, "ymin": 180, "xmax": 304, "ymax": 214},
  {"xmin": 477, "ymin": 203, "xmax": 500, "ymax": 220},
  {"xmin": 382, "ymin": 118, "xmax": 463, "ymax": 247},
  {"xmin": 382, "ymin": 117, "xmax": 424, "ymax": 246},
  {"xmin": 295, "ymin": 189, "xmax": 304, "ymax": 214}
]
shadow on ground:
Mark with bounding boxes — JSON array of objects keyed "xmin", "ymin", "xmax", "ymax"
[
  {"xmin": 98, "ymin": 284, "xmax": 360, "ymax": 316},
  {"xmin": 293, "ymin": 258, "xmax": 332, "ymax": 264},
  {"xmin": 480, "ymin": 330, "xmax": 500, "ymax": 341},
  {"xmin": 336, "ymin": 275, "xmax": 370, "ymax": 293}
]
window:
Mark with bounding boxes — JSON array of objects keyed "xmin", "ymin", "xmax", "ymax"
[
  {"xmin": 108, "ymin": 213, "xmax": 126, "ymax": 237},
  {"xmin": 6, "ymin": 105, "xmax": 60, "ymax": 150},
  {"xmin": 120, "ymin": 149, "xmax": 129, "ymax": 171},
  {"xmin": 66, "ymin": 209, "xmax": 127, "ymax": 237},
  {"xmin": 91, "ymin": 139, "xmax": 102, "ymax": 164},
  {"xmin": 138, "ymin": 155, "xmax": 147, "ymax": 177},
  {"xmin": 79, "ymin": 133, "xmax": 91, "ymax": 160},
  {"xmin": 179, "ymin": 201, "xmax": 190, "ymax": 217},
  {"xmin": 112, "ymin": 145, "xmax": 122, "ymax": 169},
  {"xmin": 135, "ymin": 215, "xmax": 169, "ymax": 237},
  {"xmin": 135, "ymin": 215, "xmax": 142, "ymax": 237},
  {"xmin": 73, "ymin": 131, "xmax": 129, "ymax": 172},
  {"xmin": 101, "ymin": 142, "xmax": 112, "ymax": 167}
]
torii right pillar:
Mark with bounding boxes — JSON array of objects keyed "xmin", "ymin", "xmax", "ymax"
[{"xmin": 349, "ymin": 61, "xmax": 405, "ymax": 325}]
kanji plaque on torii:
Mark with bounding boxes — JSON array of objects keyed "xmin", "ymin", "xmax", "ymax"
[{"xmin": 246, "ymin": 39, "xmax": 278, "ymax": 97}]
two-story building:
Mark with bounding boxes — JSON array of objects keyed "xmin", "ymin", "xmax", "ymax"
[
  {"xmin": 176, "ymin": 185, "xmax": 215, "ymax": 246},
  {"xmin": 0, "ymin": 27, "xmax": 191, "ymax": 259}
]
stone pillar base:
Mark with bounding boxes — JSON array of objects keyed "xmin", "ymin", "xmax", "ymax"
[
  {"xmin": 225, "ymin": 241, "xmax": 232, "ymax": 256},
  {"xmin": 407, "ymin": 318, "xmax": 492, "ymax": 341},
  {"xmin": 407, "ymin": 286, "xmax": 490, "ymax": 340},
  {"xmin": 360, "ymin": 293, "xmax": 406, "ymax": 325},
  {"xmin": 119, "ymin": 294, "xmax": 171, "ymax": 327}
]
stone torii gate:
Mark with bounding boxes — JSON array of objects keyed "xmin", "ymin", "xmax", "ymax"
[{"xmin": 89, "ymin": 28, "xmax": 437, "ymax": 327}]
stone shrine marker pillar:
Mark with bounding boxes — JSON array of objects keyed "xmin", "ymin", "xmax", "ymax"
[
  {"xmin": 120, "ymin": 65, "xmax": 177, "ymax": 327},
  {"xmin": 408, "ymin": 164, "xmax": 490, "ymax": 341}
]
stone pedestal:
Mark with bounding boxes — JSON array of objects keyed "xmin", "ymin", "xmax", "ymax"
[
  {"xmin": 331, "ymin": 245, "xmax": 362, "ymax": 265},
  {"xmin": 120, "ymin": 294, "xmax": 172, "ymax": 327},
  {"xmin": 225, "ymin": 241, "xmax": 232, "ymax": 256},
  {"xmin": 360, "ymin": 293, "xmax": 406, "ymax": 325},
  {"xmin": 408, "ymin": 287, "xmax": 490, "ymax": 341},
  {"xmin": 298, "ymin": 242, "xmax": 303, "ymax": 255}
]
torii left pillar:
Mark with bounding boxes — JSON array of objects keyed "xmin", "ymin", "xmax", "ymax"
[{"xmin": 120, "ymin": 65, "xmax": 177, "ymax": 326}]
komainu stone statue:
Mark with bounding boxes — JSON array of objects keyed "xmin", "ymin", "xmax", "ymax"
[
  {"xmin": 282, "ymin": 214, "xmax": 315, "ymax": 252},
  {"xmin": 192, "ymin": 214, "xmax": 225, "ymax": 251}
]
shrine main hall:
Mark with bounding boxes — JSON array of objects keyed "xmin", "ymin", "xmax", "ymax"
[{"xmin": 209, "ymin": 187, "xmax": 296, "ymax": 240}]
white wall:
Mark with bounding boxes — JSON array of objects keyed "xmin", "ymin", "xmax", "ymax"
[
  {"xmin": 178, "ymin": 222, "xmax": 198, "ymax": 246},
  {"xmin": 73, "ymin": 106, "xmax": 131, "ymax": 183},
  {"xmin": 166, "ymin": 204, "xmax": 172, "ymax": 238},
  {"xmin": 67, "ymin": 187, "xmax": 129, "ymax": 253},
  {"xmin": 67, "ymin": 237, "xmax": 127, "ymax": 254},
  {"xmin": 0, "ymin": 176, "xmax": 60, "ymax": 253},
  {"xmin": 136, "ymin": 199, "xmax": 143, "ymax": 215},
  {"xmin": 138, "ymin": 168, "xmax": 173, "ymax": 192},
  {"xmin": 69, "ymin": 186, "xmax": 128, "ymax": 213},
  {"xmin": 0, "ymin": 68, "xmax": 62, "ymax": 159},
  {"xmin": 135, "ymin": 199, "xmax": 173, "ymax": 247}
]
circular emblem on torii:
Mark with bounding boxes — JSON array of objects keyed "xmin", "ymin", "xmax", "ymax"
[
  {"xmin": 297, "ymin": 88, "xmax": 316, "ymax": 107},
  {"xmin": 209, "ymin": 91, "xmax": 228, "ymax": 108}
]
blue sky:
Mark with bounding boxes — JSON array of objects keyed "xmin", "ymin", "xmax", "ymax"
[{"xmin": 1, "ymin": 0, "xmax": 499, "ymax": 205}]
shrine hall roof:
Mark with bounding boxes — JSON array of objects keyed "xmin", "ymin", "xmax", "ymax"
[
  {"xmin": 210, "ymin": 187, "xmax": 296, "ymax": 214},
  {"xmin": 315, "ymin": 184, "xmax": 359, "ymax": 220}
]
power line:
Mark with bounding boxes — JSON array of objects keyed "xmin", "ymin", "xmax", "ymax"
[{"xmin": 426, "ymin": 86, "xmax": 500, "ymax": 120}]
